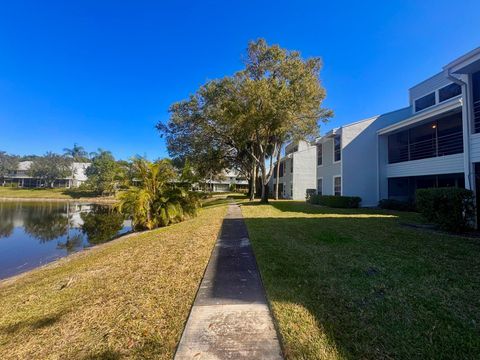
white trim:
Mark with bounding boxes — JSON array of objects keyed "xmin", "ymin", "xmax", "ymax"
[
  {"xmin": 333, "ymin": 175, "xmax": 342, "ymax": 196},
  {"xmin": 444, "ymin": 47, "xmax": 480, "ymax": 74},
  {"xmin": 377, "ymin": 98, "xmax": 462, "ymax": 135}
]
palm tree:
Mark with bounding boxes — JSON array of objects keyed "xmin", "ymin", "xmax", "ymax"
[
  {"xmin": 63, "ymin": 143, "xmax": 89, "ymax": 162},
  {"xmin": 118, "ymin": 158, "xmax": 199, "ymax": 230}
]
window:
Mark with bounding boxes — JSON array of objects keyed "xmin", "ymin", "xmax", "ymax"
[
  {"xmin": 290, "ymin": 183, "xmax": 293, "ymax": 196},
  {"xmin": 317, "ymin": 144, "xmax": 323, "ymax": 166},
  {"xmin": 333, "ymin": 135, "xmax": 341, "ymax": 162},
  {"xmin": 290, "ymin": 158, "xmax": 293, "ymax": 173},
  {"xmin": 317, "ymin": 178, "xmax": 323, "ymax": 195},
  {"xmin": 334, "ymin": 176, "xmax": 341, "ymax": 196},
  {"xmin": 415, "ymin": 92, "xmax": 435, "ymax": 112},
  {"xmin": 439, "ymin": 83, "xmax": 461, "ymax": 102}
]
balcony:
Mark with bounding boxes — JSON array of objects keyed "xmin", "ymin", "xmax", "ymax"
[{"xmin": 389, "ymin": 130, "xmax": 463, "ymax": 163}]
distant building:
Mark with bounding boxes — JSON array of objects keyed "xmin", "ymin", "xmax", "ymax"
[
  {"xmin": 203, "ymin": 169, "xmax": 249, "ymax": 192},
  {"xmin": 2, "ymin": 161, "xmax": 90, "ymax": 188},
  {"xmin": 269, "ymin": 141, "xmax": 317, "ymax": 200}
]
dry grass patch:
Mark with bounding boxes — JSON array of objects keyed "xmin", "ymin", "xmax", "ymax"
[{"xmin": 0, "ymin": 204, "xmax": 227, "ymax": 359}]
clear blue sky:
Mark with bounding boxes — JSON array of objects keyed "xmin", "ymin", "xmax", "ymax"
[{"xmin": 1, "ymin": 1, "xmax": 479, "ymax": 160}]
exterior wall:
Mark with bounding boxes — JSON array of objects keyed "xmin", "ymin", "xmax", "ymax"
[
  {"xmin": 292, "ymin": 144, "xmax": 316, "ymax": 200},
  {"xmin": 316, "ymin": 137, "xmax": 341, "ymax": 196},
  {"xmin": 409, "ymin": 72, "xmax": 451, "ymax": 106},
  {"xmin": 386, "ymin": 154, "xmax": 464, "ymax": 178},
  {"xmin": 469, "ymin": 133, "xmax": 480, "ymax": 162},
  {"xmin": 339, "ymin": 108, "xmax": 412, "ymax": 206}
]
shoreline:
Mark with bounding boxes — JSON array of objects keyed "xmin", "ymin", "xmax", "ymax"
[{"xmin": 0, "ymin": 196, "xmax": 118, "ymax": 204}]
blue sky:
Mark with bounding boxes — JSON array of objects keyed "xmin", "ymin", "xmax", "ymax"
[{"xmin": 0, "ymin": 1, "xmax": 479, "ymax": 160}]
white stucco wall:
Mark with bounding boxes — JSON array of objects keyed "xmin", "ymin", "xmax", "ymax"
[{"xmin": 292, "ymin": 144, "xmax": 316, "ymax": 200}]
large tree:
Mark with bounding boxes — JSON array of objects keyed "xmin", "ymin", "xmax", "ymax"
[
  {"xmin": 159, "ymin": 39, "xmax": 332, "ymax": 202},
  {"xmin": 85, "ymin": 149, "xmax": 121, "ymax": 195},
  {"xmin": 0, "ymin": 151, "xmax": 19, "ymax": 183},
  {"xmin": 28, "ymin": 152, "xmax": 72, "ymax": 188}
]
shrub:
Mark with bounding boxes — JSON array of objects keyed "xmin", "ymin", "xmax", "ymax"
[
  {"xmin": 378, "ymin": 199, "xmax": 416, "ymax": 211},
  {"xmin": 308, "ymin": 194, "xmax": 361, "ymax": 208},
  {"xmin": 416, "ymin": 187, "xmax": 475, "ymax": 232},
  {"xmin": 305, "ymin": 189, "xmax": 317, "ymax": 201},
  {"xmin": 118, "ymin": 159, "xmax": 200, "ymax": 231}
]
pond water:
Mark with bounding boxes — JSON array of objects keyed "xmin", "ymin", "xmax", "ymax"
[{"xmin": 0, "ymin": 201, "xmax": 131, "ymax": 279}]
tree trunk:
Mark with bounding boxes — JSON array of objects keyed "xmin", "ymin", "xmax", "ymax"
[
  {"xmin": 260, "ymin": 161, "xmax": 269, "ymax": 204},
  {"xmin": 249, "ymin": 163, "xmax": 256, "ymax": 201},
  {"xmin": 274, "ymin": 148, "xmax": 281, "ymax": 200}
]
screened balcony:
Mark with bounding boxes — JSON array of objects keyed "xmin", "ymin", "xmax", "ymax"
[
  {"xmin": 473, "ymin": 71, "xmax": 480, "ymax": 133},
  {"xmin": 388, "ymin": 111, "xmax": 463, "ymax": 164}
]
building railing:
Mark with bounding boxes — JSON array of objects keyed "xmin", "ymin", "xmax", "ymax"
[
  {"xmin": 474, "ymin": 99, "xmax": 480, "ymax": 133},
  {"xmin": 389, "ymin": 130, "xmax": 463, "ymax": 163}
]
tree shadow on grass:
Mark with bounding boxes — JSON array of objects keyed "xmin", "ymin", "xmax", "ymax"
[
  {"xmin": 81, "ymin": 350, "xmax": 121, "ymax": 360},
  {"xmin": 1, "ymin": 311, "xmax": 66, "ymax": 335}
]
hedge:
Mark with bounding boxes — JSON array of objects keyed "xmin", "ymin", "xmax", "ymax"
[
  {"xmin": 378, "ymin": 199, "xmax": 416, "ymax": 212},
  {"xmin": 308, "ymin": 194, "xmax": 361, "ymax": 208},
  {"xmin": 416, "ymin": 187, "xmax": 475, "ymax": 232}
]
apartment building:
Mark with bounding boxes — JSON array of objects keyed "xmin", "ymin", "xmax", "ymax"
[
  {"xmin": 277, "ymin": 47, "xmax": 480, "ymax": 208},
  {"xmin": 270, "ymin": 141, "xmax": 316, "ymax": 200}
]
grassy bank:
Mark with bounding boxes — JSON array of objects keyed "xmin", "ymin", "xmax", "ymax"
[
  {"xmin": 241, "ymin": 201, "xmax": 480, "ymax": 359},
  {"xmin": 0, "ymin": 187, "xmax": 103, "ymax": 200},
  {"xmin": 0, "ymin": 203, "xmax": 228, "ymax": 359}
]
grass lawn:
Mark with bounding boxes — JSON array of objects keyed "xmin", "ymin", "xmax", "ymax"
[
  {"xmin": 0, "ymin": 203, "xmax": 228, "ymax": 360},
  {"xmin": 0, "ymin": 187, "xmax": 101, "ymax": 200},
  {"xmin": 241, "ymin": 200, "xmax": 480, "ymax": 359}
]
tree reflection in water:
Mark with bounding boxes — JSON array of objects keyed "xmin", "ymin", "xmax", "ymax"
[
  {"xmin": 0, "ymin": 202, "xmax": 15, "ymax": 239},
  {"xmin": 23, "ymin": 204, "xmax": 69, "ymax": 242},
  {"xmin": 80, "ymin": 205, "xmax": 125, "ymax": 245},
  {"xmin": 56, "ymin": 233, "xmax": 84, "ymax": 254}
]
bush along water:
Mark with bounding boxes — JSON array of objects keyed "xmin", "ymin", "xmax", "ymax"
[{"xmin": 118, "ymin": 158, "xmax": 200, "ymax": 231}]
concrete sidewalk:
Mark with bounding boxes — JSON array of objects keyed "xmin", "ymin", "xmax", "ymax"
[{"xmin": 175, "ymin": 203, "xmax": 283, "ymax": 359}]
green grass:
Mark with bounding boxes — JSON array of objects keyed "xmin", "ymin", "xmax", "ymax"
[
  {"xmin": 0, "ymin": 204, "xmax": 227, "ymax": 359},
  {"xmin": 0, "ymin": 187, "xmax": 101, "ymax": 200},
  {"xmin": 240, "ymin": 200, "xmax": 480, "ymax": 359}
]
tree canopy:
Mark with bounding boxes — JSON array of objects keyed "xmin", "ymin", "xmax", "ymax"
[
  {"xmin": 159, "ymin": 39, "xmax": 332, "ymax": 202},
  {"xmin": 28, "ymin": 152, "xmax": 72, "ymax": 188}
]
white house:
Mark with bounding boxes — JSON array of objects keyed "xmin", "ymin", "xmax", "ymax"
[
  {"xmin": 204, "ymin": 169, "xmax": 249, "ymax": 192},
  {"xmin": 3, "ymin": 161, "xmax": 90, "ymax": 188}
]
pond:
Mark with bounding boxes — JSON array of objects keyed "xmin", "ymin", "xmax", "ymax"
[{"xmin": 0, "ymin": 201, "xmax": 131, "ymax": 279}]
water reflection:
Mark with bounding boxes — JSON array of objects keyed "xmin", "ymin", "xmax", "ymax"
[
  {"xmin": 0, "ymin": 201, "xmax": 131, "ymax": 279},
  {"xmin": 80, "ymin": 205, "xmax": 125, "ymax": 245}
]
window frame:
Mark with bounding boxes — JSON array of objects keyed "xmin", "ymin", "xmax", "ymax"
[
  {"xmin": 333, "ymin": 176, "xmax": 341, "ymax": 196},
  {"xmin": 413, "ymin": 82, "xmax": 463, "ymax": 114},
  {"xmin": 317, "ymin": 143, "xmax": 323, "ymax": 166},
  {"xmin": 317, "ymin": 177, "xmax": 323, "ymax": 195},
  {"xmin": 333, "ymin": 135, "xmax": 341, "ymax": 163}
]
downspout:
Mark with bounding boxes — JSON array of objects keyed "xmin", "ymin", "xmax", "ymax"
[{"xmin": 445, "ymin": 69, "xmax": 472, "ymax": 190}]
